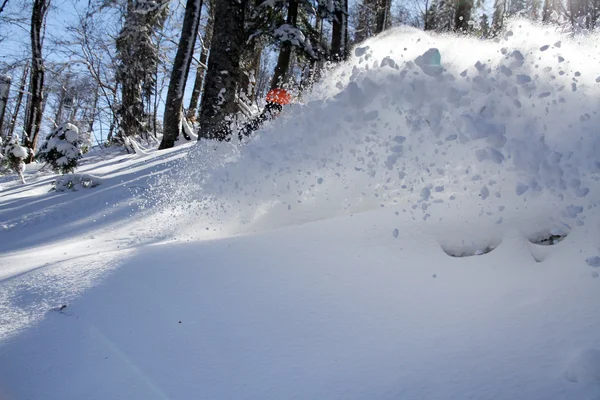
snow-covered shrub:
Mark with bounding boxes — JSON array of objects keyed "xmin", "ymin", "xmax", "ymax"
[
  {"xmin": 0, "ymin": 134, "xmax": 31, "ymax": 183},
  {"xmin": 37, "ymin": 123, "xmax": 84, "ymax": 174},
  {"xmin": 52, "ymin": 173, "xmax": 102, "ymax": 192}
]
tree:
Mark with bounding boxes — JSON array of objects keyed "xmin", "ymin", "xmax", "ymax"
[
  {"xmin": 270, "ymin": 0, "xmax": 299, "ymax": 90},
  {"xmin": 159, "ymin": 0, "xmax": 203, "ymax": 149},
  {"xmin": 115, "ymin": 0, "xmax": 168, "ymax": 141},
  {"xmin": 353, "ymin": 0, "xmax": 391, "ymax": 43},
  {"xmin": 454, "ymin": 0, "xmax": 473, "ymax": 32},
  {"xmin": 60, "ymin": 6, "xmax": 121, "ymax": 144},
  {"xmin": 36, "ymin": 122, "xmax": 84, "ymax": 174},
  {"xmin": 187, "ymin": 0, "xmax": 214, "ymax": 122},
  {"xmin": 198, "ymin": 0, "xmax": 248, "ymax": 140},
  {"xmin": 375, "ymin": 0, "xmax": 392, "ymax": 33},
  {"xmin": 6, "ymin": 62, "xmax": 29, "ymax": 140},
  {"xmin": 542, "ymin": 0, "xmax": 557, "ymax": 22},
  {"xmin": 0, "ymin": 74, "xmax": 10, "ymax": 135},
  {"xmin": 331, "ymin": 0, "xmax": 349, "ymax": 61},
  {"xmin": 23, "ymin": 0, "xmax": 50, "ymax": 162},
  {"xmin": 491, "ymin": 0, "xmax": 506, "ymax": 35}
]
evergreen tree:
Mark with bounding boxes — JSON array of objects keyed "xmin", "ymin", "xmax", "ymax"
[
  {"xmin": 37, "ymin": 122, "xmax": 84, "ymax": 174},
  {"xmin": 115, "ymin": 0, "xmax": 168, "ymax": 141}
]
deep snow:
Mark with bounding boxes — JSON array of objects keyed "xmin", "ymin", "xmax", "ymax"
[{"xmin": 1, "ymin": 20, "xmax": 600, "ymax": 399}]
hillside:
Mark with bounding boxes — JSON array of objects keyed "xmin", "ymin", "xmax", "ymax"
[{"xmin": 1, "ymin": 21, "xmax": 600, "ymax": 399}]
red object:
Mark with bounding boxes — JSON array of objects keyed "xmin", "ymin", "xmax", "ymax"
[{"xmin": 266, "ymin": 88, "xmax": 292, "ymax": 105}]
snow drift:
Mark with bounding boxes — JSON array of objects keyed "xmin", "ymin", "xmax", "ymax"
[{"xmin": 152, "ymin": 20, "xmax": 600, "ymax": 247}]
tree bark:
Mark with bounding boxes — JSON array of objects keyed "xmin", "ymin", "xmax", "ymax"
[
  {"xmin": 240, "ymin": 43, "xmax": 262, "ymax": 104},
  {"xmin": 331, "ymin": 0, "xmax": 348, "ymax": 61},
  {"xmin": 24, "ymin": 0, "xmax": 50, "ymax": 161},
  {"xmin": 454, "ymin": 0, "xmax": 473, "ymax": 32},
  {"xmin": 375, "ymin": 0, "xmax": 391, "ymax": 33},
  {"xmin": 198, "ymin": 0, "xmax": 248, "ymax": 140},
  {"xmin": 270, "ymin": 0, "xmax": 299, "ymax": 90},
  {"xmin": 0, "ymin": 75, "xmax": 10, "ymax": 137},
  {"xmin": 159, "ymin": 0, "xmax": 203, "ymax": 149},
  {"xmin": 187, "ymin": 0, "xmax": 214, "ymax": 122},
  {"xmin": 7, "ymin": 63, "xmax": 29, "ymax": 140}
]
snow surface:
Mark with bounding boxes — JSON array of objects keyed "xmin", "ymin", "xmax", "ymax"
[{"xmin": 1, "ymin": 21, "xmax": 600, "ymax": 399}]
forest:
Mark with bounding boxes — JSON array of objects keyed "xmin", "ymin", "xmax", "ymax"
[{"xmin": 0, "ymin": 0, "xmax": 598, "ymax": 178}]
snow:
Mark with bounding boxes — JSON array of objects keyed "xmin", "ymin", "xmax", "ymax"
[
  {"xmin": 273, "ymin": 23, "xmax": 306, "ymax": 47},
  {"xmin": 2, "ymin": 21, "xmax": 600, "ymax": 399}
]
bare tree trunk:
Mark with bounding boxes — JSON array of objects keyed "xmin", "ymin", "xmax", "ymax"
[
  {"xmin": 54, "ymin": 83, "xmax": 66, "ymax": 128},
  {"xmin": 0, "ymin": 75, "xmax": 10, "ymax": 137},
  {"xmin": 270, "ymin": 0, "xmax": 298, "ymax": 90},
  {"xmin": 7, "ymin": 63, "xmax": 29, "ymax": 140},
  {"xmin": 89, "ymin": 87, "xmax": 99, "ymax": 137},
  {"xmin": 0, "ymin": 0, "xmax": 9, "ymax": 15},
  {"xmin": 198, "ymin": 0, "xmax": 248, "ymax": 140},
  {"xmin": 375, "ymin": 0, "xmax": 391, "ymax": 33},
  {"xmin": 188, "ymin": 0, "xmax": 214, "ymax": 122},
  {"xmin": 159, "ymin": 0, "xmax": 203, "ymax": 149},
  {"xmin": 24, "ymin": 0, "xmax": 50, "ymax": 162},
  {"xmin": 331, "ymin": 0, "xmax": 348, "ymax": 61}
]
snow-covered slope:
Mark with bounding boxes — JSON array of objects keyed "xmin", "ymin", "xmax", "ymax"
[{"xmin": 1, "ymin": 21, "xmax": 600, "ymax": 399}]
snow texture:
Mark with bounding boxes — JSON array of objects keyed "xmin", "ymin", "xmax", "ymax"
[{"xmin": 1, "ymin": 21, "xmax": 600, "ymax": 400}]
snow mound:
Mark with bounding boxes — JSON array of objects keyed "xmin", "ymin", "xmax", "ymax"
[
  {"xmin": 566, "ymin": 349, "xmax": 600, "ymax": 384},
  {"xmin": 152, "ymin": 20, "xmax": 600, "ymax": 243},
  {"xmin": 53, "ymin": 173, "xmax": 102, "ymax": 191}
]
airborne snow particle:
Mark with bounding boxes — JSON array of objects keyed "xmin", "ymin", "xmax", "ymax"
[
  {"xmin": 392, "ymin": 229, "xmax": 399, "ymax": 238},
  {"xmin": 540, "ymin": 45, "xmax": 550, "ymax": 51},
  {"xmin": 585, "ymin": 256, "xmax": 600, "ymax": 267},
  {"xmin": 516, "ymin": 183, "xmax": 529, "ymax": 195},
  {"xmin": 480, "ymin": 186, "xmax": 490, "ymax": 200},
  {"xmin": 354, "ymin": 46, "xmax": 369, "ymax": 57},
  {"xmin": 420, "ymin": 187, "xmax": 431, "ymax": 200}
]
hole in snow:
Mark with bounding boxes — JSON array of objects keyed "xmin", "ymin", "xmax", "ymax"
[
  {"xmin": 441, "ymin": 243, "xmax": 499, "ymax": 258},
  {"xmin": 528, "ymin": 229, "xmax": 570, "ymax": 246}
]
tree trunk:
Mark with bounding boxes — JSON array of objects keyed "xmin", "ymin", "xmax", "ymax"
[
  {"xmin": 542, "ymin": 0, "xmax": 554, "ymax": 21},
  {"xmin": 0, "ymin": 75, "xmax": 10, "ymax": 137},
  {"xmin": 491, "ymin": 0, "xmax": 505, "ymax": 35},
  {"xmin": 54, "ymin": 85, "xmax": 66, "ymax": 128},
  {"xmin": 240, "ymin": 43, "xmax": 263, "ymax": 104},
  {"xmin": 270, "ymin": 0, "xmax": 299, "ymax": 90},
  {"xmin": 24, "ymin": 0, "xmax": 50, "ymax": 161},
  {"xmin": 7, "ymin": 63, "xmax": 29, "ymax": 140},
  {"xmin": 198, "ymin": 0, "xmax": 248, "ymax": 140},
  {"xmin": 159, "ymin": 0, "xmax": 203, "ymax": 149},
  {"xmin": 375, "ymin": 0, "xmax": 391, "ymax": 33},
  {"xmin": 454, "ymin": 0, "xmax": 473, "ymax": 32},
  {"xmin": 188, "ymin": 0, "xmax": 215, "ymax": 122},
  {"xmin": 331, "ymin": 0, "xmax": 349, "ymax": 61}
]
